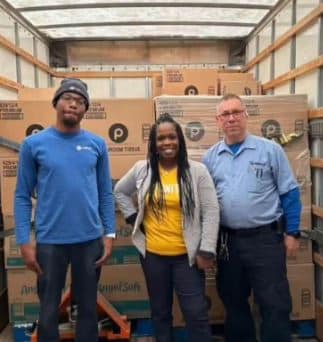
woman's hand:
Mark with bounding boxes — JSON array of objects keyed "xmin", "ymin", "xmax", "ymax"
[{"xmin": 196, "ymin": 255, "xmax": 214, "ymax": 270}]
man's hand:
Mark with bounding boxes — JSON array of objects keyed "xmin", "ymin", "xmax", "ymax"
[
  {"xmin": 20, "ymin": 243, "xmax": 42, "ymax": 275},
  {"xmin": 95, "ymin": 237, "xmax": 114, "ymax": 267},
  {"xmin": 196, "ymin": 255, "xmax": 214, "ymax": 270},
  {"xmin": 284, "ymin": 235, "xmax": 300, "ymax": 257}
]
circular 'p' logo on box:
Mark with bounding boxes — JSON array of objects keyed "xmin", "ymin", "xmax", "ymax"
[
  {"xmin": 185, "ymin": 122, "xmax": 205, "ymax": 141},
  {"xmin": 26, "ymin": 124, "xmax": 44, "ymax": 136},
  {"xmin": 261, "ymin": 120, "xmax": 281, "ymax": 139},
  {"xmin": 109, "ymin": 123, "xmax": 128, "ymax": 143},
  {"xmin": 184, "ymin": 85, "xmax": 199, "ymax": 95}
]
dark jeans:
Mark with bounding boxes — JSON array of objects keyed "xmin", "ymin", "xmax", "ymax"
[
  {"xmin": 217, "ymin": 225, "xmax": 292, "ymax": 342},
  {"xmin": 140, "ymin": 251, "xmax": 212, "ymax": 342},
  {"xmin": 36, "ymin": 238, "xmax": 103, "ymax": 342}
]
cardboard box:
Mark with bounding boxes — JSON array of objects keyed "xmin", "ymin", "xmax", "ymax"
[
  {"xmin": 0, "ymin": 101, "xmax": 155, "ymax": 211},
  {"xmin": 219, "ymin": 80, "xmax": 260, "ymax": 96},
  {"xmin": 286, "ymin": 238, "xmax": 312, "ymax": 264},
  {"xmin": 7, "ymin": 268, "xmax": 70, "ymax": 322},
  {"xmin": 3, "ymin": 212, "xmax": 136, "ymax": 265},
  {"xmin": 83, "ymin": 99, "xmax": 154, "ymax": 158},
  {"xmin": 218, "ymin": 72, "xmax": 260, "ymax": 95},
  {"xmin": 0, "ymin": 146, "xmax": 18, "ymax": 158},
  {"xmin": 299, "ymin": 184, "xmax": 312, "ymax": 231},
  {"xmin": 18, "ymin": 87, "xmax": 55, "ymax": 101},
  {"xmin": 0, "ymin": 157, "xmax": 37, "ymax": 217},
  {"xmin": 286, "ymin": 150, "xmax": 312, "ymax": 232},
  {"xmin": 245, "ymin": 96, "xmax": 309, "ymax": 153},
  {"xmin": 0, "ymin": 101, "xmax": 54, "ymax": 144},
  {"xmin": 2, "ymin": 214, "xmax": 15, "ymax": 230},
  {"xmin": 286, "ymin": 149, "xmax": 311, "ymax": 189},
  {"xmin": 0, "ymin": 157, "xmax": 19, "ymax": 215},
  {"xmin": 162, "ymin": 69, "xmax": 218, "ymax": 96},
  {"xmin": 172, "ymin": 279, "xmax": 226, "ymax": 327},
  {"xmin": 106, "ymin": 246, "xmax": 140, "ymax": 266},
  {"xmin": 287, "ymin": 263, "xmax": 315, "ymax": 320},
  {"xmin": 99, "ymin": 264, "xmax": 150, "ymax": 318},
  {"xmin": 0, "ymin": 155, "xmax": 142, "ymax": 215},
  {"xmin": 152, "ymin": 74, "xmax": 163, "ymax": 97},
  {"xmin": 115, "ymin": 211, "xmax": 133, "ymax": 247},
  {"xmin": 0, "ymin": 99, "xmax": 154, "ymax": 159},
  {"xmin": 7, "ymin": 264, "xmax": 150, "ymax": 322},
  {"xmin": 217, "ymin": 72, "xmax": 255, "ymax": 82},
  {"xmin": 4, "ymin": 234, "xmax": 35, "ymax": 269},
  {"xmin": 4, "ymin": 234, "xmax": 140, "ymax": 268},
  {"xmin": 110, "ymin": 155, "xmax": 143, "ymax": 180},
  {"xmin": 154, "ymin": 95, "xmax": 218, "ymax": 159}
]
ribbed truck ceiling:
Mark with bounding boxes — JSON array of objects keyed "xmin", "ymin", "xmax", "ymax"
[{"xmin": 3, "ymin": 0, "xmax": 280, "ymax": 40}]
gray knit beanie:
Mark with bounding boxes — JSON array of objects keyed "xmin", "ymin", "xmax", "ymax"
[{"xmin": 52, "ymin": 78, "xmax": 90, "ymax": 110}]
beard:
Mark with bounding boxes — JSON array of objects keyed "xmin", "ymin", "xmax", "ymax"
[{"xmin": 62, "ymin": 114, "xmax": 81, "ymax": 128}]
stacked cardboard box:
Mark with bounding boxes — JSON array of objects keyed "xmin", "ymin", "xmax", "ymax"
[
  {"xmin": 0, "ymin": 91, "xmax": 314, "ymax": 327},
  {"xmin": 6, "ymin": 263, "xmax": 150, "ymax": 323},
  {"xmin": 218, "ymin": 72, "xmax": 260, "ymax": 95},
  {"xmin": 152, "ymin": 74, "xmax": 163, "ymax": 97},
  {"xmin": 0, "ymin": 159, "xmax": 150, "ymax": 321},
  {"xmin": 0, "ymin": 158, "xmax": 22, "ymax": 217},
  {"xmin": 155, "ymin": 94, "xmax": 314, "ymax": 320},
  {"xmin": 2, "ymin": 213, "xmax": 150, "ymax": 322},
  {"xmin": 154, "ymin": 95, "xmax": 311, "ymax": 233},
  {"xmin": 288, "ymin": 263, "xmax": 315, "ymax": 320},
  {"xmin": 2, "ymin": 212, "xmax": 139, "ymax": 268},
  {"xmin": 0, "ymin": 99, "xmax": 154, "ymax": 180},
  {"xmin": 160, "ymin": 69, "xmax": 260, "ymax": 97},
  {"xmin": 0, "ymin": 98, "xmax": 154, "ymax": 323},
  {"xmin": 162, "ymin": 69, "xmax": 218, "ymax": 96}
]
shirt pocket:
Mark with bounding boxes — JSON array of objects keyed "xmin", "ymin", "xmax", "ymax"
[{"xmin": 247, "ymin": 162, "xmax": 273, "ymax": 193}]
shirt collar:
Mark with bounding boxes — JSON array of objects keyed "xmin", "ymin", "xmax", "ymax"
[{"xmin": 217, "ymin": 134, "xmax": 256, "ymax": 155}]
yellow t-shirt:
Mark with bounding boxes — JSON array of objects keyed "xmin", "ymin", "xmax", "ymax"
[{"xmin": 143, "ymin": 167, "xmax": 186, "ymax": 255}]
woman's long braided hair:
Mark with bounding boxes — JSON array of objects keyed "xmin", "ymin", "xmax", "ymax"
[{"xmin": 145, "ymin": 113, "xmax": 195, "ymax": 220}]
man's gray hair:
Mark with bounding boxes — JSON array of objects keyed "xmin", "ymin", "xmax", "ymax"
[{"xmin": 216, "ymin": 93, "xmax": 247, "ymax": 115}]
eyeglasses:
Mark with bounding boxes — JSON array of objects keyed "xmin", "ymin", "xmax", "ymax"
[
  {"xmin": 61, "ymin": 93, "xmax": 86, "ymax": 106},
  {"xmin": 217, "ymin": 110, "xmax": 245, "ymax": 120}
]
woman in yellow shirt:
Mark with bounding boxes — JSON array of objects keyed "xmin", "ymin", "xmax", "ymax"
[{"xmin": 115, "ymin": 113, "xmax": 219, "ymax": 342}]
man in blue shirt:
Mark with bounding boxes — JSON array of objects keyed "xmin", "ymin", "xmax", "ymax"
[
  {"xmin": 203, "ymin": 94, "xmax": 301, "ymax": 342},
  {"xmin": 14, "ymin": 78, "xmax": 116, "ymax": 342}
]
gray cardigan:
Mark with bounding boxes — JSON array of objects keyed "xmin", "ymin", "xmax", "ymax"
[{"xmin": 114, "ymin": 159, "xmax": 220, "ymax": 266}]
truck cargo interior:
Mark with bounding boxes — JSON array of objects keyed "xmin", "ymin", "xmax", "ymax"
[{"xmin": 0, "ymin": 0, "xmax": 322, "ymax": 341}]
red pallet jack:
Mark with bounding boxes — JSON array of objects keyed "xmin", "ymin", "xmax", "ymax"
[{"xmin": 30, "ymin": 287, "xmax": 131, "ymax": 341}]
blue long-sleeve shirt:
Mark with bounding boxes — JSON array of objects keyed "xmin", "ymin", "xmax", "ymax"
[
  {"xmin": 14, "ymin": 127, "xmax": 115, "ymax": 245},
  {"xmin": 280, "ymin": 187, "xmax": 301, "ymax": 233}
]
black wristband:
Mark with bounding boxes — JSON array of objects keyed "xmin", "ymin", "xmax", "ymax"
[
  {"xmin": 286, "ymin": 231, "xmax": 301, "ymax": 239},
  {"xmin": 197, "ymin": 250, "xmax": 215, "ymax": 259}
]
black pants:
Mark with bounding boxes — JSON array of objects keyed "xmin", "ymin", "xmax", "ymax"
[
  {"xmin": 217, "ymin": 225, "xmax": 292, "ymax": 342},
  {"xmin": 140, "ymin": 252, "xmax": 212, "ymax": 342},
  {"xmin": 36, "ymin": 238, "xmax": 103, "ymax": 342}
]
